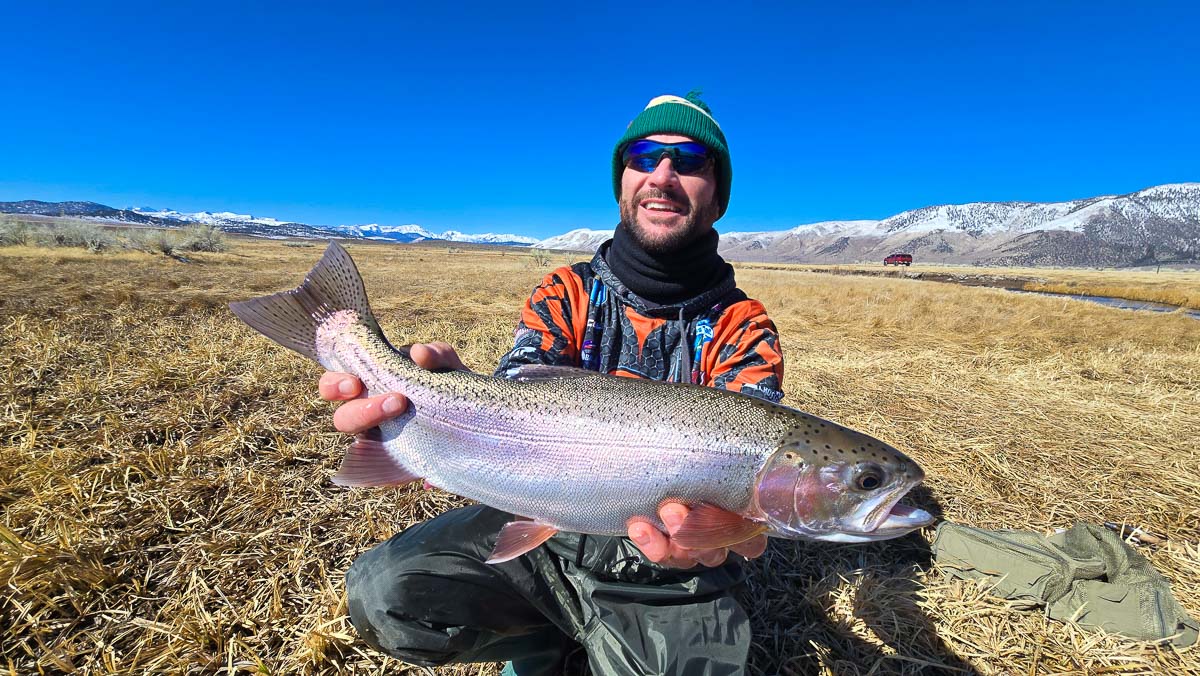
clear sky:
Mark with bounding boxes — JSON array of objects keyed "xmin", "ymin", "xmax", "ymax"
[{"xmin": 2, "ymin": 2, "xmax": 1196, "ymax": 238}]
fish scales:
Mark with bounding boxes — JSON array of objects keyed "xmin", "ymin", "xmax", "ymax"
[
  {"xmin": 230, "ymin": 243, "xmax": 935, "ymax": 562},
  {"xmin": 335, "ymin": 324, "xmax": 790, "ymax": 534}
]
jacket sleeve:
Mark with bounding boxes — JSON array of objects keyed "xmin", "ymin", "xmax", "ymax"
[
  {"xmin": 702, "ymin": 301, "xmax": 785, "ymax": 403},
  {"xmin": 494, "ymin": 266, "xmax": 587, "ymax": 377}
]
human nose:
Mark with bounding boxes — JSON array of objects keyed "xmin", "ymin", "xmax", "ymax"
[{"xmin": 646, "ymin": 155, "xmax": 680, "ymax": 188}]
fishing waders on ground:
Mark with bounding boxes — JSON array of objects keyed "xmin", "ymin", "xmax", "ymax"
[{"xmin": 346, "ymin": 505, "xmax": 753, "ymax": 675}]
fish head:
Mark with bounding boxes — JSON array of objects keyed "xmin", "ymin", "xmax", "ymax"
[{"xmin": 753, "ymin": 420, "xmax": 934, "ymax": 543}]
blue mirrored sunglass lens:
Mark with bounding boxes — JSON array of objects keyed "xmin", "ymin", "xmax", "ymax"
[
  {"xmin": 627, "ymin": 155, "xmax": 661, "ymax": 172},
  {"xmin": 671, "ymin": 155, "xmax": 708, "ymax": 173},
  {"xmin": 622, "ymin": 141, "xmax": 710, "ymax": 174},
  {"xmin": 625, "ymin": 140, "xmax": 708, "ymax": 157},
  {"xmin": 626, "ymin": 152, "xmax": 709, "ymax": 174}
]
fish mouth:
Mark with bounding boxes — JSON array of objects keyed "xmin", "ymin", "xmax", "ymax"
[
  {"xmin": 859, "ymin": 485, "xmax": 937, "ymax": 533},
  {"xmin": 872, "ymin": 502, "xmax": 936, "ymax": 534},
  {"xmin": 804, "ymin": 495, "xmax": 936, "ymax": 544}
]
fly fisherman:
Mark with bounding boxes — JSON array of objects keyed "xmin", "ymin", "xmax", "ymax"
[{"xmin": 319, "ymin": 94, "xmax": 786, "ymax": 675}]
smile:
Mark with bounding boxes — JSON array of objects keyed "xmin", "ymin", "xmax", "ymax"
[{"xmin": 640, "ymin": 199, "xmax": 685, "ymax": 214}]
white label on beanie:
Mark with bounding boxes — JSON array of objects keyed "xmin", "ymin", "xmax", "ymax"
[{"xmin": 644, "ymin": 95, "xmax": 721, "ymax": 129}]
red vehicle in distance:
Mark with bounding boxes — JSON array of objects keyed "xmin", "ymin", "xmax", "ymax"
[{"xmin": 883, "ymin": 253, "xmax": 913, "ymax": 266}]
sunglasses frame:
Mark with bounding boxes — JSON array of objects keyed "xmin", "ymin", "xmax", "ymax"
[{"xmin": 622, "ymin": 139, "xmax": 712, "ymax": 176}]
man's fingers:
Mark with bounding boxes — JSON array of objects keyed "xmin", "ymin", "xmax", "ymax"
[
  {"xmin": 627, "ymin": 519, "xmax": 670, "ymax": 563},
  {"xmin": 319, "ymin": 372, "xmax": 363, "ymax": 401},
  {"xmin": 658, "ymin": 502, "xmax": 690, "ymax": 535},
  {"xmin": 695, "ymin": 547, "xmax": 729, "ymax": 567},
  {"xmin": 332, "ymin": 394, "xmax": 408, "ymax": 435},
  {"xmin": 410, "ymin": 342, "xmax": 466, "ymax": 371},
  {"xmin": 730, "ymin": 535, "xmax": 768, "ymax": 560}
]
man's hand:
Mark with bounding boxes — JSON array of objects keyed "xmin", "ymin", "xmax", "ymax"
[
  {"xmin": 318, "ymin": 342, "xmax": 466, "ymax": 434},
  {"xmin": 627, "ymin": 503, "xmax": 768, "ymax": 568}
]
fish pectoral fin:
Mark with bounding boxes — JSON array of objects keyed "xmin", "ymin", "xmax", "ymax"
[
  {"xmin": 331, "ymin": 428, "xmax": 420, "ymax": 487},
  {"xmin": 673, "ymin": 503, "xmax": 769, "ymax": 549},
  {"xmin": 485, "ymin": 519, "xmax": 560, "ymax": 564}
]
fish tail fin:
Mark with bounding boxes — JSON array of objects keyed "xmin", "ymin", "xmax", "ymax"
[{"xmin": 229, "ymin": 242, "xmax": 386, "ymax": 368}]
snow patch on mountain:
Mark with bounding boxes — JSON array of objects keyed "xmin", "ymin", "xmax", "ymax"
[
  {"xmin": 132, "ymin": 208, "xmax": 297, "ymax": 228},
  {"xmin": 533, "ymin": 228, "xmax": 613, "ymax": 251},
  {"xmin": 331, "ymin": 223, "xmax": 537, "ymax": 245}
]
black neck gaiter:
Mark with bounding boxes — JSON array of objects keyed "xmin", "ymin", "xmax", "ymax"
[{"xmin": 605, "ymin": 223, "xmax": 732, "ymax": 306}]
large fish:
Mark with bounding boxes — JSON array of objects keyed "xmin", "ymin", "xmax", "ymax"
[{"xmin": 230, "ymin": 243, "xmax": 935, "ymax": 563}]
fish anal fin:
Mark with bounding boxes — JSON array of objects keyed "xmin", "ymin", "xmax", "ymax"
[
  {"xmin": 673, "ymin": 503, "xmax": 768, "ymax": 549},
  {"xmin": 331, "ymin": 427, "xmax": 420, "ymax": 487},
  {"xmin": 485, "ymin": 520, "xmax": 560, "ymax": 564}
]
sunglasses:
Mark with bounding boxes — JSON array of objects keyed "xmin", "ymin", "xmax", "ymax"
[{"xmin": 621, "ymin": 139, "xmax": 711, "ymax": 175}]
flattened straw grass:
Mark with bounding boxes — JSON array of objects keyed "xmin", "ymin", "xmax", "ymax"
[{"xmin": 2, "ymin": 239, "xmax": 1197, "ymax": 674}]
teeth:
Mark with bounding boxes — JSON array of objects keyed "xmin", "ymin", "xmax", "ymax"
[{"xmin": 644, "ymin": 203, "xmax": 679, "ymax": 212}]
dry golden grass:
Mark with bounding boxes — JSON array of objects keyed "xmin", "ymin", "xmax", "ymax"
[
  {"xmin": 739, "ymin": 261, "xmax": 1200, "ymax": 311},
  {"xmin": 2, "ymin": 238, "xmax": 1198, "ymax": 675}
]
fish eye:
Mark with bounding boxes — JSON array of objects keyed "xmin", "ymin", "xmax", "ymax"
[{"xmin": 854, "ymin": 467, "xmax": 885, "ymax": 491}]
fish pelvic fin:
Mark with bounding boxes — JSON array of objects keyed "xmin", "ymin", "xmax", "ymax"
[
  {"xmin": 485, "ymin": 520, "xmax": 560, "ymax": 564},
  {"xmin": 229, "ymin": 242, "xmax": 386, "ymax": 368},
  {"xmin": 673, "ymin": 503, "xmax": 769, "ymax": 550},
  {"xmin": 332, "ymin": 428, "xmax": 420, "ymax": 487}
]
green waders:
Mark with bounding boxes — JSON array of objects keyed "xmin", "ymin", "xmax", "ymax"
[
  {"xmin": 346, "ymin": 505, "xmax": 752, "ymax": 675},
  {"xmin": 932, "ymin": 522, "xmax": 1198, "ymax": 646}
]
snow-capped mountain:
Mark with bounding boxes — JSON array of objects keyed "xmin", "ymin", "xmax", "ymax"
[
  {"xmin": 535, "ymin": 184, "xmax": 1200, "ymax": 267},
  {"xmin": 133, "ymin": 208, "xmax": 296, "ymax": 228},
  {"xmin": 333, "ymin": 223, "xmax": 538, "ymax": 246},
  {"xmin": 0, "ymin": 201, "xmax": 538, "ymax": 246},
  {"xmin": 532, "ymin": 228, "xmax": 613, "ymax": 251},
  {"xmin": 6, "ymin": 183, "xmax": 1196, "ymax": 265}
]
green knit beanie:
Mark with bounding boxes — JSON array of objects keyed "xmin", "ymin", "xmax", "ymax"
[{"xmin": 612, "ymin": 92, "xmax": 732, "ymax": 218}]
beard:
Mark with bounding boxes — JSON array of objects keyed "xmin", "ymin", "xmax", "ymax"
[{"xmin": 618, "ymin": 188, "xmax": 720, "ymax": 255}]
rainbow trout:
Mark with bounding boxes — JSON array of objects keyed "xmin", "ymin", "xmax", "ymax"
[{"xmin": 230, "ymin": 243, "xmax": 934, "ymax": 563}]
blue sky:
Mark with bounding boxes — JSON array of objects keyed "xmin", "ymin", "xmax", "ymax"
[{"xmin": 1, "ymin": 2, "xmax": 1196, "ymax": 238}]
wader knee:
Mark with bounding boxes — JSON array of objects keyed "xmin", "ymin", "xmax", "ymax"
[{"xmin": 345, "ymin": 506, "xmax": 571, "ymax": 666}]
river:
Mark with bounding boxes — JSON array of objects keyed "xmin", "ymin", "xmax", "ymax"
[{"xmin": 1009, "ymin": 289, "xmax": 1200, "ymax": 320}]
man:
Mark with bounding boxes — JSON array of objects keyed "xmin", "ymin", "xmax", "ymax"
[{"xmin": 320, "ymin": 94, "xmax": 786, "ymax": 675}]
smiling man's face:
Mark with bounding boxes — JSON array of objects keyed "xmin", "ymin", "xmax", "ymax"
[{"xmin": 618, "ymin": 134, "xmax": 720, "ymax": 254}]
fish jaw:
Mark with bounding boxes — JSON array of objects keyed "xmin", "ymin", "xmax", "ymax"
[{"xmin": 800, "ymin": 498, "xmax": 935, "ymax": 543}]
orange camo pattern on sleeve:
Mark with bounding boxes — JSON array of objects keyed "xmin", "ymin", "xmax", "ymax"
[
  {"xmin": 701, "ymin": 300, "xmax": 785, "ymax": 396},
  {"xmin": 518, "ymin": 266, "xmax": 590, "ymax": 357}
]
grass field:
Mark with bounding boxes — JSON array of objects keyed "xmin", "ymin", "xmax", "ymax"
[
  {"xmin": 2, "ymin": 238, "xmax": 1198, "ymax": 675},
  {"xmin": 736, "ymin": 261, "xmax": 1200, "ymax": 311}
]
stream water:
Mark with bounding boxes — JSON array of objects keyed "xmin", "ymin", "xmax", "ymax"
[{"xmin": 1011, "ymin": 289, "xmax": 1200, "ymax": 320}]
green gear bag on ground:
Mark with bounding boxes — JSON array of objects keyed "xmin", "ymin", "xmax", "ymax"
[{"xmin": 931, "ymin": 521, "xmax": 1198, "ymax": 646}]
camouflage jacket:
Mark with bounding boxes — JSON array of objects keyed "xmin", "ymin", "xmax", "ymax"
[{"xmin": 495, "ymin": 243, "xmax": 785, "ymax": 403}]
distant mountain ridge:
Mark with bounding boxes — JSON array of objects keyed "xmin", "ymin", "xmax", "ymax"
[
  {"xmin": 533, "ymin": 183, "xmax": 1200, "ymax": 267},
  {"xmin": 6, "ymin": 182, "xmax": 1197, "ymax": 266},
  {"xmin": 0, "ymin": 201, "xmax": 537, "ymax": 246}
]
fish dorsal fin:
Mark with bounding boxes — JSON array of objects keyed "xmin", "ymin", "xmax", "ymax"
[
  {"xmin": 485, "ymin": 519, "xmax": 560, "ymax": 564},
  {"xmin": 673, "ymin": 503, "xmax": 769, "ymax": 549},
  {"xmin": 331, "ymin": 428, "xmax": 420, "ymax": 487},
  {"xmin": 508, "ymin": 364, "xmax": 601, "ymax": 381}
]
